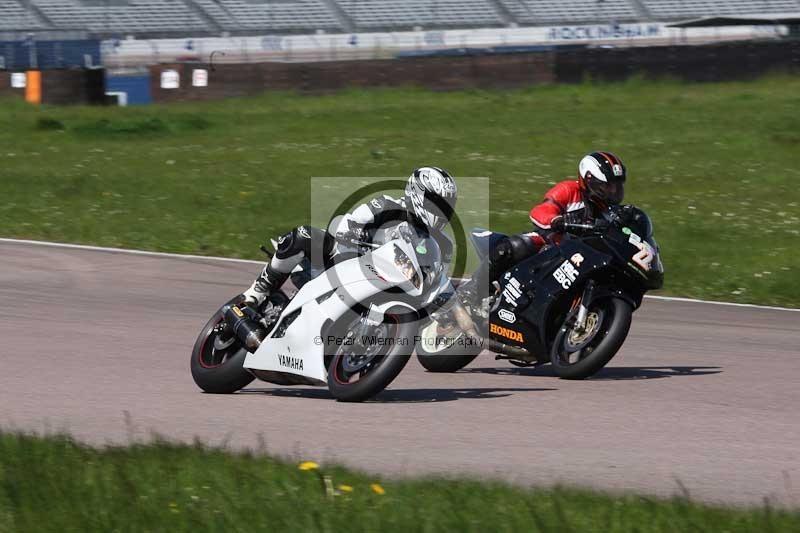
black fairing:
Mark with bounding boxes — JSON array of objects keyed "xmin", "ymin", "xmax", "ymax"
[
  {"xmin": 488, "ymin": 239, "xmax": 613, "ymax": 359},
  {"xmin": 484, "ymin": 207, "xmax": 663, "ymax": 361},
  {"xmin": 470, "ymin": 229, "xmax": 508, "ymax": 260}
]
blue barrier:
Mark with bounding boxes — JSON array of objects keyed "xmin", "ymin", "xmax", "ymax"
[
  {"xmin": 0, "ymin": 39, "xmax": 100, "ymax": 70},
  {"xmin": 105, "ymin": 74, "xmax": 152, "ymax": 105}
]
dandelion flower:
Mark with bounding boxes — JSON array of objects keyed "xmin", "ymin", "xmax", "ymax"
[
  {"xmin": 298, "ymin": 461, "xmax": 319, "ymax": 471},
  {"xmin": 338, "ymin": 484, "xmax": 354, "ymax": 493},
  {"xmin": 370, "ymin": 483, "xmax": 386, "ymax": 495}
]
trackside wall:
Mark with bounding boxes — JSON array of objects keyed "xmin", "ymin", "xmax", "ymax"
[{"xmin": 147, "ymin": 40, "xmax": 800, "ymax": 103}]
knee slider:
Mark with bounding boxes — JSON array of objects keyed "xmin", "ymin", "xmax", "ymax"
[
  {"xmin": 274, "ymin": 230, "xmax": 298, "ymax": 258},
  {"xmin": 490, "ymin": 238, "xmax": 516, "ymax": 275}
]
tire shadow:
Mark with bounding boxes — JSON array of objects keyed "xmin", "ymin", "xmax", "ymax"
[
  {"xmin": 460, "ymin": 365, "xmax": 722, "ymax": 380},
  {"xmin": 238, "ymin": 386, "xmax": 556, "ymax": 403}
]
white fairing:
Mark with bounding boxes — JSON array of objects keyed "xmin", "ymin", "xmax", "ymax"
[{"xmin": 243, "ymin": 238, "xmax": 427, "ymax": 385}]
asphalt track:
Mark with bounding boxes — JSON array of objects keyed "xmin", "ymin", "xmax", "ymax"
[{"xmin": 1, "ymin": 240, "xmax": 798, "ymax": 506}]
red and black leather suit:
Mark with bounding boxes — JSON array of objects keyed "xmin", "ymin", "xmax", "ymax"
[{"xmin": 473, "ymin": 179, "xmax": 600, "ymax": 294}]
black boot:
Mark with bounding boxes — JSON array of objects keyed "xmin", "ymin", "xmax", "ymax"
[{"xmin": 458, "ymin": 258, "xmax": 491, "ymax": 308}]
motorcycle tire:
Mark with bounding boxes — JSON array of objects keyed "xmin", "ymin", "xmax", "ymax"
[
  {"xmin": 190, "ymin": 296, "xmax": 255, "ymax": 394},
  {"xmin": 415, "ymin": 318, "xmax": 481, "ymax": 373},
  {"xmin": 326, "ymin": 307, "xmax": 416, "ymax": 402},
  {"xmin": 550, "ymin": 297, "xmax": 633, "ymax": 380}
]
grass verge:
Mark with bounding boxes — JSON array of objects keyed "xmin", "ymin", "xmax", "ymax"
[
  {"xmin": 0, "ymin": 75, "xmax": 798, "ymax": 306},
  {"xmin": 1, "ymin": 432, "xmax": 798, "ymax": 532}
]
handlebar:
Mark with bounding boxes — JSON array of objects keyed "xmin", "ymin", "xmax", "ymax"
[
  {"xmin": 335, "ymin": 232, "xmax": 381, "ymax": 249},
  {"xmin": 563, "ymin": 222, "xmax": 596, "ymax": 231}
]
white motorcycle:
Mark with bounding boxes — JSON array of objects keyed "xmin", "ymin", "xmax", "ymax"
[{"xmin": 190, "ymin": 223, "xmax": 450, "ymax": 402}]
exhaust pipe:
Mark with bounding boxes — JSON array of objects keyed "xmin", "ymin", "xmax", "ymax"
[
  {"xmin": 486, "ymin": 338, "xmax": 535, "ymax": 360},
  {"xmin": 451, "ymin": 301, "xmax": 480, "ymax": 340},
  {"xmin": 222, "ymin": 304, "xmax": 266, "ymax": 352}
]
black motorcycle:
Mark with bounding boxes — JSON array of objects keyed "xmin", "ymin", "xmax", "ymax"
[{"xmin": 415, "ymin": 205, "xmax": 664, "ymax": 379}]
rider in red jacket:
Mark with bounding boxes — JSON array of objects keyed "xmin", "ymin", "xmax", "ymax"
[{"xmin": 464, "ymin": 151, "xmax": 627, "ymax": 306}]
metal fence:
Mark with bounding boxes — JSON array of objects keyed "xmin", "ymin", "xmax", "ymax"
[{"xmin": 100, "ymin": 23, "xmax": 786, "ymax": 67}]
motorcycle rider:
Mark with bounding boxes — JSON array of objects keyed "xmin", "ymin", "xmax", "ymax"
[
  {"xmin": 464, "ymin": 151, "xmax": 627, "ymax": 304},
  {"xmin": 239, "ymin": 167, "xmax": 458, "ymax": 307}
]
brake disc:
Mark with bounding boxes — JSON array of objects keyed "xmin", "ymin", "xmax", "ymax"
[
  {"xmin": 341, "ymin": 324, "xmax": 387, "ymax": 373},
  {"xmin": 565, "ymin": 310, "xmax": 604, "ymax": 352}
]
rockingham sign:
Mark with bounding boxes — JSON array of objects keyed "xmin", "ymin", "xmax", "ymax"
[{"xmin": 545, "ymin": 23, "xmax": 662, "ymax": 41}]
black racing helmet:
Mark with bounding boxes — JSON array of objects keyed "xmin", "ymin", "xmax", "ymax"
[{"xmin": 578, "ymin": 151, "xmax": 626, "ymax": 206}]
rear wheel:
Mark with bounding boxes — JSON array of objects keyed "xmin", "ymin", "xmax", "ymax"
[
  {"xmin": 550, "ymin": 297, "xmax": 632, "ymax": 380},
  {"xmin": 415, "ymin": 317, "xmax": 481, "ymax": 373},
  {"xmin": 326, "ymin": 307, "xmax": 416, "ymax": 402},
  {"xmin": 190, "ymin": 297, "xmax": 254, "ymax": 394}
]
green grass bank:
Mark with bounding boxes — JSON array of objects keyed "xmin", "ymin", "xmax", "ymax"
[
  {"xmin": 1, "ymin": 76, "xmax": 798, "ymax": 306},
  {"xmin": 1, "ymin": 432, "xmax": 798, "ymax": 532}
]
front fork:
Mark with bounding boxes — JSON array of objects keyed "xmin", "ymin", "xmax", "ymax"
[{"xmin": 572, "ymin": 280, "xmax": 596, "ymax": 334}]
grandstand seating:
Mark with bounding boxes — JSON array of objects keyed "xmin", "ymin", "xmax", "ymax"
[
  {"xmin": 207, "ymin": 1, "xmax": 341, "ymax": 32},
  {"xmin": 499, "ymin": 0, "xmax": 640, "ymax": 24},
  {"xmin": 33, "ymin": 0, "xmax": 208, "ymax": 34},
  {"xmin": 337, "ymin": 0, "xmax": 502, "ymax": 29},
  {"xmin": 2, "ymin": 0, "xmax": 799, "ymax": 37},
  {"xmin": 644, "ymin": 0, "xmax": 800, "ymax": 19},
  {"xmin": 0, "ymin": 0, "xmax": 46, "ymax": 30}
]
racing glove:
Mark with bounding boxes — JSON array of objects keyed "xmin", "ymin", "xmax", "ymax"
[
  {"xmin": 335, "ymin": 228, "xmax": 367, "ymax": 245},
  {"xmin": 549, "ymin": 216, "xmax": 566, "ymax": 233}
]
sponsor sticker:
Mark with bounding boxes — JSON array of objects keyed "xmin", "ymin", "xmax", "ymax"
[
  {"xmin": 10, "ymin": 72, "xmax": 26, "ymax": 88},
  {"xmin": 278, "ymin": 353, "xmax": 304, "ymax": 371},
  {"xmin": 192, "ymin": 69, "xmax": 208, "ymax": 87},
  {"xmin": 490, "ymin": 323, "xmax": 524, "ymax": 343},
  {"xmin": 553, "ymin": 260, "xmax": 580, "ymax": 290},
  {"xmin": 570, "ymin": 253, "xmax": 584, "ymax": 267},
  {"xmin": 502, "ymin": 277, "xmax": 522, "ymax": 307},
  {"xmin": 160, "ymin": 69, "xmax": 179, "ymax": 89},
  {"xmin": 498, "ymin": 309, "xmax": 516, "ymax": 324},
  {"xmin": 371, "ymin": 198, "xmax": 382, "ymax": 209}
]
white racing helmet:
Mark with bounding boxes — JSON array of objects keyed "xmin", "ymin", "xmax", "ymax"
[{"xmin": 405, "ymin": 167, "xmax": 457, "ymax": 231}]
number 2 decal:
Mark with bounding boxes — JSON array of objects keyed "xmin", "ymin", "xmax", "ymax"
[{"xmin": 632, "ymin": 241, "xmax": 654, "ymax": 271}]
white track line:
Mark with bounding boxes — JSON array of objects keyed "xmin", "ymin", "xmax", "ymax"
[
  {"xmin": 642, "ymin": 295, "xmax": 799, "ymax": 313},
  {"xmin": 0, "ymin": 237, "xmax": 264, "ymax": 266},
  {"xmin": 2, "ymin": 237, "xmax": 798, "ymax": 313}
]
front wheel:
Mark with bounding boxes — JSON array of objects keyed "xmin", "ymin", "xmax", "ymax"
[
  {"xmin": 326, "ymin": 307, "xmax": 416, "ymax": 402},
  {"xmin": 415, "ymin": 317, "xmax": 481, "ymax": 373},
  {"xmin": 550, "ymin": 297, "xmax": 633, "ymax": 380},
  {"xmin": 190, "ymin": 297, "xmax": 254, "ymax": 393}
]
